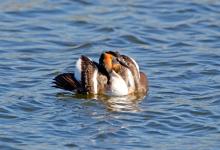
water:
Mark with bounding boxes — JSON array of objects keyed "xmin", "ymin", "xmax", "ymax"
[{"xmin": 0, "ymin": 0, "xmax": 220, "ymax": 149}]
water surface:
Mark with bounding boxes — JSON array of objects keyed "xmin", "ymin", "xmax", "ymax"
[{"xmin": 0, "ymin": 0, "xmax": 220, "ymax": 149}]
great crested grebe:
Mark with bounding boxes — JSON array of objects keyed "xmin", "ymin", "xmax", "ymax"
[{"xmin": 53, "ymin": 51, "xmax": 148, "ymax": 96}]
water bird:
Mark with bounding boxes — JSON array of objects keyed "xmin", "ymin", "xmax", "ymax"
[{"xmin": 53, "ymin": 51, "xmax": 148, "ymax": 96}]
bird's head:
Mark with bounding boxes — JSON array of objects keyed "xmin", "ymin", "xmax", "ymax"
[{"xmin": 99, "ymin": 51, "xmax": 128, "ymax": 73}]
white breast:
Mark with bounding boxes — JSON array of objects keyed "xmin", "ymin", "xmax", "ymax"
[
  {"xmin": 126, "ymin": 68, "xmax": 135, "ymax": 93},
  {"xmin": 108, "ymin": 71, "xmax": 128, "ymax": 96},
  {"xmin": 92, "ymin": 68, "xmax": 98, "ymax": 94}
]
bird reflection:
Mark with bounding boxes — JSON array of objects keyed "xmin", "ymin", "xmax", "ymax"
[
  {"xmin": 98, "ymin": 94, "xmax": 146, "ymax": 112},
  {"xmin": 56, "ymin": 92, "xmax": 146, "ymax": 112}
]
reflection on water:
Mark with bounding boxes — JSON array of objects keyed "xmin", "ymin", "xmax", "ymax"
[
  {"xmin": 100, "ymin": 94, "xmax": 146, "ymax": 112},
  {"xmin": 56, "ymin": 92, "xmax": 146, "ymax": 112}
]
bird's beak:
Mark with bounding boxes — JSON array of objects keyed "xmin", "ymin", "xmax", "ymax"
[{"xmin": 117, "ymin": 57, "xmax": 129, "ymax": 68}]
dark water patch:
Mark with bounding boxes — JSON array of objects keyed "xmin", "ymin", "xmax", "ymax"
[
  {"xmin": 45, "ymin": 39, "xmax": 78, "ymax": 47},
  {"xmin": 95, "ymin": 27, "xmax": 114, "ymax": 33},
  {"xmin": 184, "ymin": 124, "xmax": 219, "ymax": 136},
  {"xmin": 120, "ymin": 34, "xmax": 149, "ymax": 45},
  {"xmin": 66, "ymin": 19, "xmax": 89, "ymax": 26},
  {"xmin": 169, "ymin": 41, "xmax": 193, "ymax": 47},
  {"xmin": 0, "ymin": 113, "xmax": 17, "ymax": 120},
  {"xmin": 0, "ymin": 136, "xmax": 22, "ymax": 145},
  {"xmin": 64, "ymin": 143, "xmax": 78, "ymax": 148},
  {"xmin": 23, "ymin": 26, "xmax": 52, "ymax": 32},
  {"xmin": 69, "ymin": 42, "xmax": 93, "ymax": 50},
  {"xmin": 73, "ymin": 0, "xmax": 94, "ymax": 6},
  {"xmin": 6, "ymin": 8, "xmax": 65, "ymax": 18}
]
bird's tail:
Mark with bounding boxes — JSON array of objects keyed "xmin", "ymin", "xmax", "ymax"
[{"xmin": 53, "ymin": 73, "xmax": 82, "ymax": 92}]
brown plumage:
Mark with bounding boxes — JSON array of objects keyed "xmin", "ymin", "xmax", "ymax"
[
  {"xmin": 139, "ymin": 72, "xmax": 148, "ymax": 94},
  {"xmin": 121, "ymin": 55, "xmax": 148, "ymax": 93},
  {"xmin": 80, "ymin": 55, "xmax": 98, "ymax": 94},
  {"xmin": 53, "ymin": 51, "xmax": 149, "ymax": 96}
]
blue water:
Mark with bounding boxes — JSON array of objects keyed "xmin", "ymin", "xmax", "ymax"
[{"xmin": 0, "ymin": 0, "xmax": 220, "ymax": 149}]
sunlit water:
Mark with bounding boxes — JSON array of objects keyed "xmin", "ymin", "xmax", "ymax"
[{"xmin": 0, "ymin": 0, "xmax": 220, "ymax": 149}]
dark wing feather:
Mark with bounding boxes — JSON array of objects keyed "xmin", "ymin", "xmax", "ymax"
[{"xmin": 53, "ymin": 73, "xmax": 82, "ymax": 92}]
